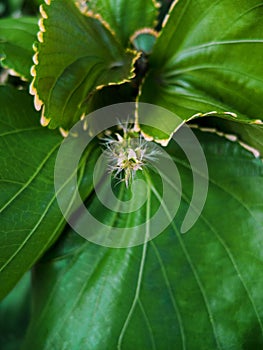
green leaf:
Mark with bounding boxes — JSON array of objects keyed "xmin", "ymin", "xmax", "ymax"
[
  {"xmin": 84, "ymin": 0, "xmax": 159, "ymax": 47},
  {"xmin": 0, "ymin": 86, "xmax": 98, "ymax": 300},
  {"xmin": 138, "ymin": 0, "xmax": 263, "ymax": 141},
  {"xmin": 0, "ymin": 85, "xmax": 62, "ymax": 299},
  {"xmin": 22, "ymin": 131, "xmax": 263, "ymax": 349},
  {"xmin": 196, "ymin": 117, "xmax": 263, "ymax": 157},
  {"xmin": 31, "ymin": 0, "xmax": 139, "ymax": 130},
  {"xmin": 131, "ymin": 29, "xmax": 157, "ymax": 55},
  {"xmin": 0, "ymin": 17, "xmax": 38, "ymax": 80},
  {"xmin": 0, "ymin": 273, "xmax": 31, "ymax": 350}
]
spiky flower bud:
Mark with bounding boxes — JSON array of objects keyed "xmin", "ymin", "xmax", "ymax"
[{"xmin": 103, "ymin": 124, "xmax": 159, "ymax": 187}]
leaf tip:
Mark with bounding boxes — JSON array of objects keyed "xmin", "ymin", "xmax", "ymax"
[
  {"xmin": 224, "ymin": 111, "xmax": 237, "ymax": 118},
  {"xmin": 38, "ymin": 18, "xmax": 46, "ymax": 33},
  {"xmin": 32, "ymin": 52, "xmax": 39, "ymax": 65},
  {"xmin": 40, "ymin": 114, "xmax": 51, "ymax": 127},
  {"xmin": 32, "ymin": 89, "xmax": 43, "ymax": 111},
  {"xmin": 59, "ymin": 127, "xmax": 69, "ymax": 138},
  {"xmin": 30, "ymin": 64, "xmax": 36, "ymax": 77},
  {"xmin": 37, "ymin": 31, "xmax": 44, "ymax": 43},
  {"xmin": 29, "ymin": 66, "xmax": 42, "ymax": 111},
  {"xmin": 238, "ymin": 142, "xmax": 260, "ymax": 158},
  {"xmin": 39, "ymin": 4, "xmax": 48, "ymax": 19},
  {"xmin": 253, "ymin": 119, "xmax": 263, "ymax": 125}
]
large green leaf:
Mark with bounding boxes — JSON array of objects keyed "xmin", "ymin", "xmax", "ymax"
[
  {"xmin": 0, "ymin": 85, "xmax": 62, "ymax": 299},
  {"xmin": 22, "ymin": 130, "xmax": 263, "ymax": 349},
  {"xmin": 31, "ymin": 0, "xmax": 139, "ymax": 130},
  {"xmin": 138, "ymin": 0, "xmax": 263, "ymax": 141},
  {"xmin": 0, "ymin": 17, "xmax": 38, "ymax": 80},
  {"xmin": 0, "ymin": 86, "xmax": 98, "ymax": 300},
  {"xmin": 84, "ymin": 0, "xmax": 159, "ymax": 46}
]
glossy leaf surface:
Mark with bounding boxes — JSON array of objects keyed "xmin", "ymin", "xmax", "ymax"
[
  {"xmin": 0, "ymin": 86, "xmax": 97, "ymax": 299},
  {"xmin": 31, "ymin": 0, "xmax": 138, "ymax": 130},
  {"xmin": 85, "ymin": 0, "xmax": 159, "ymax": 46},
  {"xmin": 0, "ymin": 17, "xmax": 38, "ymax": 80},
  {"xmin": 138, "ymin": 0, "xmax": 263, "ymax": 141},
  {"xmin": 0, "ymin": 85, "xmax": 63, "ymax": 299},
  {"xmin": 22, "ymin": 130, "xmax": 263, "ymax": 349}
]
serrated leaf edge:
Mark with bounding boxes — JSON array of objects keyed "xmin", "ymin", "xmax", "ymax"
[
  {"xmin": 30, "ymin": 0, "xmax": 140, "ymax": 128},
  {"xmin": 136, "ymin": 70, "xmax": 263, "ymax": 146},
  {"xmin": 160, "ymin": 0, "xmax": 179, "ymax": 30},
  {"xmin": 0, "ymin": 61, "xmax": 28, "ymax": 81},
  {"xmin": 190, "ymin": 124, "xmax": 262, "ymax": 159},
  {"xmin": 79, "ymin": 0, "xmax": 161, "ymax": 45},
  {"xmin": 151, "ymin": 0, "xmax": 162, "ymax": 30},
  {"xmin": 135, "ymin": 78, "xmax": 259, "ymax": 147},
  {"xmin": 130, "ymin": 27, "xmax": 159, "ymax": 44},
  {"xmin": 0, "ymin": 31, "xmax": 34, "ymax": 82},
  {"xmin": 29, "ymin": 4, "xmax": 46, "ymax": 116}
]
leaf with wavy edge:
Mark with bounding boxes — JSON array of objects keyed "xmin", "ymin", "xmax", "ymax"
[
  {"xmin": 137, "ymin": 0, "xmax": 263, "ymax": 142},
  {"xmin": 30, "ymin": 0, "xmax": 139, "ymax": 130},
  {"xmin": 82, "ymin": 0, "xmax": 159, "ymax": 46},
  {"xmin": 0, "ymin": 17, "xmax": 38, "ymax": 80},
  {"xmin": 22, "ymin": 130, "xmax": 263, "ymax": 349},
  {"xmin": 195, "ymin": 117, "xmax": 263, "ymax": 157}
]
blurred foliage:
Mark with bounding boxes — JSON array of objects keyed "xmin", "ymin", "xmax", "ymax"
[{"xmin": 0, "ymin": 0, "xmax": 42, "ymax": 17}]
